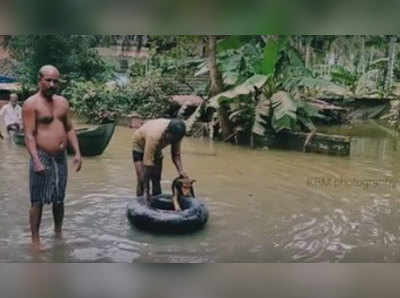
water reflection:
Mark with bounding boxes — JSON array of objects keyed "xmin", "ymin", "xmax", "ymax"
[{"xmin": 1, "ymin": 124, "xmax": 400, "ymax": 262}]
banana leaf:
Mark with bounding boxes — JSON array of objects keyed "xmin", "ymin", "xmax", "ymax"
[
  {"xmin": 194, "ymin": 61, "xmax": 209, "ymax": 77},
  {"xmin": 259, "ymin": 39, "xmax": 282, "ymax": 76},
  {"xmin": 297, "ymin": 114, "xmax": 316, "ymax": 132},
  {"xmin": 208, "ymin": 74, "xmax": 269, "ymax": 110},
  {"xmin": 217, "ymin": 36, "xmax": 244, "ymax": 52},
  {"xmin": 270, "ymin": 91, "xmax": 298, "ymax": 132},
  {"xmin": 252, "ymin": 93, "xmax": 271, "ymax": 136},
  {"xmin": 298, "ymin": 101, "xmax": 326, "ymax": 120}
]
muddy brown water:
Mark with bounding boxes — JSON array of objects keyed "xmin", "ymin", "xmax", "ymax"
[{"xmin": 1, "ymin": 123, "xmax": 400, "ymax": 262}]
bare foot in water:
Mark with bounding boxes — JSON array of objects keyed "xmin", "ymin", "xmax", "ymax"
[
  {"xmin": 31, "ymin": 241, "xmax": 47, "ymax": 252},
  {"xmin": 55, "ymin": 231, "xmax": 63, "ymax": 240}
]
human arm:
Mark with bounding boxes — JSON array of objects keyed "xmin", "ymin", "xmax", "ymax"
[
  {"xmin": 171, "ymin": 140, "xmax": 187, "ymax": 178},
  {"xmin": 64, "ymin": 101, "xmax": 82, "ymax": 172},
  {"xmin": 142, "ymin": 166, "xmax": 152, "ymax": 201},
  {"xmin": 23, "ymin": 102, "xmax": 44, "ymax": 172}
]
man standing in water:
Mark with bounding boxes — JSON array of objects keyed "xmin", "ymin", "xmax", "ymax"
[
  {"xmin": 23, "ymin": 65, "xmax": 82, "ymax": 250},
  {"xmin": 132, "ymin": 118, "xmax": 189, "ymax": 203},
  {"xmin": 0, "ymin": 93, "xmax": 23, "ymax": 135}
]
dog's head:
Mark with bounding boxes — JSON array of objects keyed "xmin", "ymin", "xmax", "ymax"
[{"xmin": 172, "ymin": 177, "xmax": 196, "ymax": 197}]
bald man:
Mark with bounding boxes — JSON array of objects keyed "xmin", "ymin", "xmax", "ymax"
[{"xmin": 23, "ymin": 65, "xmax": 82, "ymax": 251}]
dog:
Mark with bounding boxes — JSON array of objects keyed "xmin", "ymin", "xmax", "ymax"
[{"xmin": 171, "ymin": 176, "xmax": 196, "ymax": 211}]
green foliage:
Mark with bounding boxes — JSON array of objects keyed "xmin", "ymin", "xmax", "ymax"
[
  {"xmin": 252, "ymin": 93, "xmax": 272, "ymax": 136},
  {"xmin": 260, "ymin": 38, "xmax": 282, "ymax": 76},
  {"xmin": 330, "ymin": 65, "xmax": 358, "ymax": 91},
  {"xmin": 194, "ymin": 37, "xmax": 264, "ymax": 87},
  {"xmin": 149, "ymin": 36, "xmax": 203, "ymax": 58},
  {"xmin": 7, "ymin": 35, "xmax": 114, "ymax": 88},
  {"xmin": 270, "ymin": 91, "xmax": 319, "ymax": 133},
  {"xmin": 216, "ymin": 36, "xmax": 254, "ymax": 52},
  {"xmin": 282, "ymin": 76, "xmax": 342, "ymax": 93},
  {"xmin": 217, "ymin": 36, "xmax": 244, "ymax": 52},
  {"xmin": 270, "ymin": 91, "xmax": 298, "ymax": 132},
  {"xmin": 200, "ymin": 36, "xmax": 326, "ymax": 142},
  {"xmin": 208, "ymin": 74, "xmax": 269, "ymax": 110},
  {"xmin": 223, "ymin": 94, "xmax": 255, "ymax": 135},
  {"xmin": 205, "ymin": 36, "xmax": 326, "ymax": 140},
  {"xmin": 63, "ymin": 70, "xmax": 179, "ymax": 123}
]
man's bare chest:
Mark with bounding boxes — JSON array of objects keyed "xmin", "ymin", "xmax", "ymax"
[{"xmin": 35, "ymin": 104, "xmax": 67, "ymax": 125}]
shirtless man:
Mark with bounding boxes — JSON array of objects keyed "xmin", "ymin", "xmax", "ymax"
[
  {"xmin": 132, "ymin": 118, "xmax": 188, "ymax": 203},
  {"xmin": 23, "ymin": 65, "xmax": 82, "ymax": 250}
]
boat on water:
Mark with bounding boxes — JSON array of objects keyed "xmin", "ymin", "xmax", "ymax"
[
  {"xmin": 13, "ymin": 122, "xmax": 116, "ymax": 157},
  {"xmin": 12, "ymin": 131, "xmax": 25, "ymax": 145}
]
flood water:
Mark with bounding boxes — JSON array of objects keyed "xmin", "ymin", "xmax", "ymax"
[{"xmin": 1, "ymin": 123, "xmax": 400, "ymax": 262}]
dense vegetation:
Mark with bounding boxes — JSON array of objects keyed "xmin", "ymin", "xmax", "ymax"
[{"xmin": 3, "ymin": 35, "xmax": 400, "ymax": 139}]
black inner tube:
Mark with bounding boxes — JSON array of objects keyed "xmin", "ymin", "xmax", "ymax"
[
  {"xmin": 150, "ymin": 194, "xmax": 191, "ymax": 211},
  {"xmin": 127, "ymin": 193, "xmax": 209, "ymax": 233}
]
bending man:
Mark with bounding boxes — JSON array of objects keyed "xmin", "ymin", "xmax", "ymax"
[
  {"xmin": 132, "ymin": 118, "xmax": 188, "ymax": 202},
  {"xmin": 23, "ymin": 65, "xmax": 82, "ymax": 250}
]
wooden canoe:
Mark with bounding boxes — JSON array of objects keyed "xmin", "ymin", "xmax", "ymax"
[
  {"xmin": 12, "ymin": 131, "xmax": 25, "ymax": 145},
  {"xmin": 67, "ymin": 122, "xmax": 117, "ymax": 156},
  {"xmin": 13, "ymin": 122, "xmax": 117, "ymax": 157}
]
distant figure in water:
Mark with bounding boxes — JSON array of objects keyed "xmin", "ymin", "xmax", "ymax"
[
  {"xmin": 131, "ymin": 118, "xmax": 189, "ymax": 204},
  {"xmin": 0, "ymin": 93, "xmax": 23, "ymax": 135},
  {"xmin": 22, "ymin": 65, "xmax": 82, "ymax": 251}
]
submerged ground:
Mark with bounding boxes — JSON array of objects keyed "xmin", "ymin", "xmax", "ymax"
[{"xmin": 1, "ymin": 123, "xmax": 400, "ymax": 262}]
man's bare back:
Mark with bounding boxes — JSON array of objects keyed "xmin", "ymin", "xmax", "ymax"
[{"xmin": 23, "ymin": 94, "xmax": 70, "ymax": 154}]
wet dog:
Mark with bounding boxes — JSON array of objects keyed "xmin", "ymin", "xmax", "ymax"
[{"xmin": 171, "ymin": 176, "xmax": 196, "ymax": 211}]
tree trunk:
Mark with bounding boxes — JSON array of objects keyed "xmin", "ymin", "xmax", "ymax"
[
  {"xmin": 208, "ymin": 36, "xmax": 223, "ymax": 96},
  {"xmin": 368, "ymin": 47, "xmax": 374, "ymax": 67},
  {"xmin": 305, "ymin": 37, "xmax": 312, "ymax": 69},
  {"xmin": 385, "ymin": 35, "xmax": 397, "ymax": 92},
  {"xmin": 358, "ymin": 35, "xmax": 366, "ymax": 75},
  {"xmin": 208, "ymin": 36, "xmax": 232, "ymax": 140},
  {"xmin": 135, "ymin": 35, "xmax": 143, "ymax": 52}
]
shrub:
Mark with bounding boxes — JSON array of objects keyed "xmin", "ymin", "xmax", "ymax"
[{"xmin": 62, "ymin": 71, "xmax": 180, "ymax": 123}]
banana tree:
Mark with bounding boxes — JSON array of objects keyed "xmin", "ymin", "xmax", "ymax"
[
  {"xmin": 188, "ymin": 36, "xmax": 332, "ymax": 145},
  {"xmin": 385, "ymin": 35, "xmax": 397, "ymax": 92}
]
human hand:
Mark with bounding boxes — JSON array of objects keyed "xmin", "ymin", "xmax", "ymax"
[
  {"xmin": 33, "ymin": 160, "xmax": 45, "ymax": 173},
  {"xmin": 179, "ymin": 171, "xmax": 188, "ymax": 178},
  {"xmin": 73, "ymin": 154, "xmax": 82, "ymax": 172}
]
